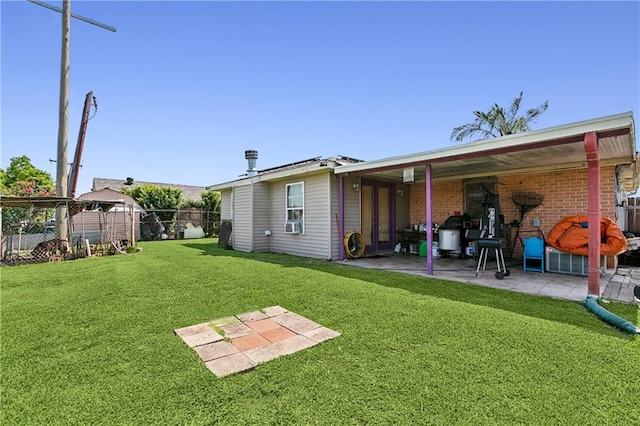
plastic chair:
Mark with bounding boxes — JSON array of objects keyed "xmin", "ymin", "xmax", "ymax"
[{"xmin": 523, "ymin": 237, "xmax": 544, "ymax": 273}]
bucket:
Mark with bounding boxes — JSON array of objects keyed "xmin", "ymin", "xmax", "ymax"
[
  {"xmin": 465, "ymin": 245, "xmax": 474, "ymax": 257},
  {"xmin": 419, "ymin": 241, "xmax": 439, "ymax": 257}
]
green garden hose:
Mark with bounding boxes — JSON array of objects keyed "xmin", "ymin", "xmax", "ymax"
[{"xmin": 584, "ymin": 295, "xmax": 639, "ymax": 335}]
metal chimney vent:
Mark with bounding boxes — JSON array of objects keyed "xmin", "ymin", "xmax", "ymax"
[
  {"xmin": 245, "ymin": 150, "xmax": 258, "ymax": 177},
  {"xmin": 124, "ymin": 177, "xmax": 134, "ymax": 185}
]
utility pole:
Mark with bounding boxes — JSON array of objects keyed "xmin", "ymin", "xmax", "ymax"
[
  {"xmin": 68, "ymin": 91, "xmax": 95, "ymax": 199},
  {"xmin": 28, "ymin": 0, "xmax": 115, "ymax": 241},
  {"xmin": 55, "ymin": 0, "xmax": 70, "ymax": 241}
]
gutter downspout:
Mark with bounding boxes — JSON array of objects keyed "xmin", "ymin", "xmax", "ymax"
[
  {"xmin": 585, "ymin": 132, "xmax": 601, "ymax": 297},
  {"xmin": 339, "ymin": 175, "xmax": 345, "ymax": 261},
  {"xmin": 425, "ymin": 163, "xmax": 433, "ymax": 275}
]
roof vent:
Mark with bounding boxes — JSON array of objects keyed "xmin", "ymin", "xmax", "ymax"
[
  {"xmin": 124, "ymin": 177, "xmax": 134, "ymax": 185},
  {"xmin": 245, "ymin": 150, "xmax": 258, "ymax": 177}
]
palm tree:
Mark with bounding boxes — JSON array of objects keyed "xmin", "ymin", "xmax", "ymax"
[{"xmin": 450, "ymin": 92, "xmax": 549, "ymax": 142}]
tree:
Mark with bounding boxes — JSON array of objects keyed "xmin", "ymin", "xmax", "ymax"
[
  {"xmin": 451, "ymin": 92, "xmax": 549, "ymax": 143},
  {"xmin": 122, "ymin": 184, "xmax": 183, "ymax": 232},
  {"xmin": 122, "ymin": 184, "xmax": 183, "ymax": 210},
  {"xmin": 1, "ymin": 156, "xmax": 55, "ymax": 196},
  {"xmin": 199, "ymin": 190, "xmax": 220, "ymax": 237},
  {"xmin": 0, "ymin": 156, "xmax": 55, "ymax": 235},
  {"xmin": 199, "ymin": 190, "xmax": 220, "ymax": 213}
]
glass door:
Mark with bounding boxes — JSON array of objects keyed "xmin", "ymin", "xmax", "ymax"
[{"xmin": 361, "ymin": 181, "xmax": 394, "ymax": 252}]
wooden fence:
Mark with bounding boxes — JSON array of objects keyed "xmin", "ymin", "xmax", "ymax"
[{"xmin": 627, "ymin": 197, "xmax": 640, "ymax": 234}]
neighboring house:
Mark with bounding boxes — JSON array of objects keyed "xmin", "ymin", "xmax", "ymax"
[
  {"xmin": 207, "ymin": 113, "xmax": 638, "ymax": 270},
  {"xmin": 92, "ymin": 177, "xmax": 207, "ymax": 202}
]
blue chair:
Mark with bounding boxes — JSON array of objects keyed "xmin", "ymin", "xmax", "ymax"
[{"xmin": 523, "ymin": 237, "xmax": 544, "ymax": 273}]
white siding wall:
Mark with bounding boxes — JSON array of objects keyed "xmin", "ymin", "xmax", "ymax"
[
  {"xmin": 219, "ymin": 190, "xmax": 233, "ymax": 245},
  {"xmin": 232, "ymin": 185, "xmax": 253, "ymax": 252},
  {"xmin": 330, "ymin": 175, "xmax": 361, "ymax": 259},
  {"xmin": 252, "ymin": 183, "xmax": 271, "ymax": 252},
  {"xmin": 220, "ymin": 190, "xmax": 232, "ymax": 220},
  {"xmin": 344, "ymin": 177, "xmax": 362, "ymax": 233},
  {"xmin": 270, "ymin": 172, "xmax": 332, "ymax": 259}
]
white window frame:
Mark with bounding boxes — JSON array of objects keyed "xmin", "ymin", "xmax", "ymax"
[{"xmin": 285, "ymin": 181, "xmax": 305, "ymax": 234}]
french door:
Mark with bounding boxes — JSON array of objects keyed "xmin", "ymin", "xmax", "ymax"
[{"xmin": 361, "ymin": 181, "xmax": 394, "ymax": 252}]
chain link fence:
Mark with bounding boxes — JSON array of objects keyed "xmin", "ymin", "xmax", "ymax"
[
  {"xmin": 1, "ymin": 203, "xmax": 221, "ymax": 265},
  {"xmin": 139, "ymin": 208, "xmax": 220, "ymax": 241}
]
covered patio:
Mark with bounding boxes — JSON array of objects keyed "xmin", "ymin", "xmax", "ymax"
[{"xmin": 335, "ymin": 112, "xmax": 638, "ymax": 300}]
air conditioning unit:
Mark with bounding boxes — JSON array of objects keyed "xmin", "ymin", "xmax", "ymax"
[
  {"xmin": 545, "ymin": 247, "xmax": 605, "ymax": 276},
  {"xmin": 285, "ymin": 221, "xmax": 301, "ymax": 234}
]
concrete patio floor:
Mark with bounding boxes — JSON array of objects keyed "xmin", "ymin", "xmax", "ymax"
[{"xmin": 342, "ymin": 253, "xmax": 639, "ymax": 304}]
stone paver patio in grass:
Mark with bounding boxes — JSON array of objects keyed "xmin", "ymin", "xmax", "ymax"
[{"xmin": 174, "ymin": 306, "xmax": 341, "ymax": 377}]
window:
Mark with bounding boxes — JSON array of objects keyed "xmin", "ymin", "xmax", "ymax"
[
  {"xmin": 464, "ymin": 177, "xmax": 497, "ymax": 221},
  {"xmin": 286, "ymin": 182, "xmax": 304, "ymax": 233}
]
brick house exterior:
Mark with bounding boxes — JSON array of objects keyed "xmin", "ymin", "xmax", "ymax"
[{"xmin": 408, "ymin": 166, "xmax": 618, "ymax": 258}]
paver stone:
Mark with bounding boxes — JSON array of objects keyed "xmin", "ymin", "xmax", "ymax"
[
  {"xmin": 246, "ymin": 319, "xmax": 280, "ymax": 333},
  {"xmin": 194, "ymin": 341, "xmax": 239, "ymax": 362},
  {"xmin": 205, "ymin": 353, "xmax": 256, "ymax": 377},
  {"xmin": 274, "ymin": 312, "xmax": 321, "ymax": 334},
  {"xmin": 236, "ymin": 310, "xmax": 269, "ymax": 322},
  {"xmin": 260, "ymin": 326, "xmax": 297, "ymax": 343},
  {"xmin": 244, "ymin": 335, "xmax": 317, "ymax": 364},
  {"xmin": 232, "ymin": 333, "xmax": 271, "ymax": 351},
  {"xmin": 218, "ymin": 323, "xmax": 254, "ymax": 339}
]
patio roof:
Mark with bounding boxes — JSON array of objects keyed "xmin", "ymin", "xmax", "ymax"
[
  {"xmin": 0, "ymin": 196, "xmax": 120, "ymax": 216},
  {"xmin": 334, "ymin": 112, "xmax": 638, "ymax": 192}
]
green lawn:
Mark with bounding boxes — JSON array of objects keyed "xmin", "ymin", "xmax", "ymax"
[{"xmin": 1, "ymin": 239, "xmax": 638, "ymax": 425}]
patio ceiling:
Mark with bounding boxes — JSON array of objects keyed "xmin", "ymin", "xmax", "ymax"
[{"xmin": 335, "ymin": 112, "xmax": 637, "ymax": 191}]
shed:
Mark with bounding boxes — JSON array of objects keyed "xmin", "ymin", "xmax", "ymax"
[{"xmin": 75, "ymin": 188, "xmax": 144, "ymax": 243}]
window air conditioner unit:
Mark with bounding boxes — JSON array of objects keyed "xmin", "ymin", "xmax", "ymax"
[{"xmin": 285, "ymin": 221, "xmax": 301, "ymax": 234}]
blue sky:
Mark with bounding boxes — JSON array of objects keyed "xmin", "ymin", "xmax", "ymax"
[{"xmin": 2, "ymin": 1, "xmax": 639, "ymax": 196}]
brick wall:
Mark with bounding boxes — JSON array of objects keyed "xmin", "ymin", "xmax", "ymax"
[
  {"xmin": 409, "ymin": 180, "xmax": 464, "ymax": 225},
  {"xmin": 408, "ymin": 166, "xmax": 618, "ymax": 257}
]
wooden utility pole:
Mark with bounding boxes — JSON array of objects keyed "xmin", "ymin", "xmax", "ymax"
[
  {"xmin": 54, "ymin": 0, "xmax": 70, "ymax": 240},
  {"xmin": 68, "ymin": 91, "xmax": 95, "ymax": 199},
  {"xmin": 28, "ymin": 0, "xmax": 115, "ymax": 241}
]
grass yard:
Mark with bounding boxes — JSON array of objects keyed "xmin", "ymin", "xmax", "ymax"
[{"xmin": 1, "ymin": 238, "xmax": 638, "ymax": 425}]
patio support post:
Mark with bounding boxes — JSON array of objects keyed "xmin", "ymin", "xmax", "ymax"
[
  {"xmin": 339, "ymin": 175, "xmax": 345, "ymax": 261},
  {"xmin": 585, "ymin": 131, "xmax": 601, "ymax": 297},
  {"xmin": 425, "ymin": 163, "xmax": 433, "ymax": 275}
]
